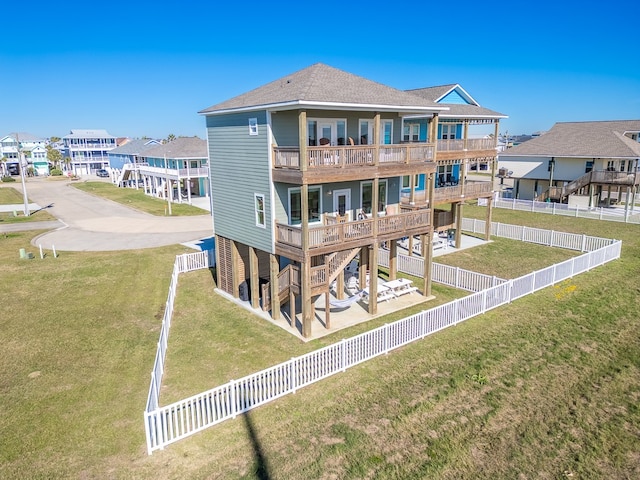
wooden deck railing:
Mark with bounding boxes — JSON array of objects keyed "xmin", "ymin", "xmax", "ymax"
[
  {"xmin": 274, "ymin": 143, "xmax": 435, "ymax": 169},
  {"xmin": 276, "ymin": 210, "xmax": 431, "ymax": 250},
  {"xmin": 436, "ymin": 138, "xmax": 496, "ymax": 152},
  {"xmin": 400, "ymin": 181, "xmax": 493, "ymax": 205}
]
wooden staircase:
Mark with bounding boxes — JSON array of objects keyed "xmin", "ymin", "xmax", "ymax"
[
  {"xmin": 536, "ymin": 170, "xmax": 640, "ymax": 203},
  {"xmin": 261, "ymin": 247, "xmax": 362, "ymax": 310},
  {"xmin": 310, "ymin": 247, "xmax": 361, "ymax": 296}
]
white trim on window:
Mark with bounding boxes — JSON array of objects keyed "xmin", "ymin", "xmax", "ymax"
[
  {"xmin": 307, "ymin": 118, "xmax": 347, "ymax": 146},
  {"xmin": 249, "ymin": 118, "xmax": 258, "ymax": 136},
  {"xmin": 381, "ymin": 119, "xmax": 393, "ymax": 145},
  {"xmin": 358, "ymin": 119, "xmax": 374, "ymax": 145},
  {"xmin": 254, "ymin": 193, "xmax": 266, "ymax": 228}
]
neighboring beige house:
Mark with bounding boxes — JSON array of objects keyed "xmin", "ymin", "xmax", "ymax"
[{"xmin": 498, "ymin": 120, "xmax": 640, "ymax": 206}]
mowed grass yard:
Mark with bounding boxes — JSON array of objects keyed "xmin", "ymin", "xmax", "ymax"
[
  {"xmin": 0, "ymin": 184, "xmax": 56, "ymax": 223},
  {"xmin": 73, "ymin": 182, "xmax": 208, "ymax": 216},
  {"xmin": 1, "ymin": 206, "xmax": 639, "ymax": 479}
]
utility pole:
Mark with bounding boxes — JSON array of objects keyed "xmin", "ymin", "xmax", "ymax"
[
  {"xmin": 16, "ymin": 133, "xmax": 30, "ymax": 216},
  {"xmin": 164, "ymin": 152, "xmax": 172, "ymax": 215}
]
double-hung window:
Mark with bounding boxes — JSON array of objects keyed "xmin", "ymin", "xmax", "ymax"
[
  {"xmin": 403, "ymin": 123, "xmax": 420, "ymax": 142},
  {"xmin": 254, "ymin": 194, "xmax": 266, "ymax": 228},
  {"xmin": 441, "ymin": 124, "xmax": 457, "ymax": 140}
]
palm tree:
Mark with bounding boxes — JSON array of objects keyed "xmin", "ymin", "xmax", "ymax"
[
  {"xmin": 0, "ymin": 156, "xmax": 7, "ymax": 177},
  {"xmin": 46, "ymin": 145, "xmax": 62, "ymax": 169}
]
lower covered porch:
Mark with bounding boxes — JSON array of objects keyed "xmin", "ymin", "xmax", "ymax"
[{"xmin": 215, "ymin": 233, "xmax": 488, "ymax": 341}]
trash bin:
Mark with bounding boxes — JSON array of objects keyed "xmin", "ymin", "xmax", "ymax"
[{"xmin": 239, "ymin": 281, "xmax": 249, "ymax": 301}]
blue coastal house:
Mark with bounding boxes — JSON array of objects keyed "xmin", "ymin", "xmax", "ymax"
[
  {"xmin": 135, "ymin": 137, "xmax": 210, "ymax": 205},
  {"xmin": 108, "ymin": 138, "xmax": 161, "ymax": 171},
  {"xmin": 200, "ymin": 63, "xmax": 506, "ymax": 338},
  {"xmin": 402, "ymin": 84, "xmax": 507, "ymax": 197}
]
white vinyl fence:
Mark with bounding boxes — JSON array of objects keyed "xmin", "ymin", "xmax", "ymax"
[
  {"xmin": 481, "ymin": 197, "xmax": 640, "ymax": 225},
  {"xmin": 145, "ymin": 251, "xmax": 211, "ymax": 415},
  {"xmin": 144, "ymin": 223, "xmax": 621, "ymax": 454},
  {"xmin": 378, "ymin": 249, "xmax": 506, "ymax": 292},
  {"xmin": 461, "ymin": 218, "xmax": 615, "ymax": 252}
]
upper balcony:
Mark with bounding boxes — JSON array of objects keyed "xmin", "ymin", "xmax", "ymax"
[
  {"xmin": 401, "ymin": 181, "xmax": 494, "ymax": 207},
  {"xmin": 67, "ymin": 143, "xmax": 116, "ymax": 151},
  {"xmin": 273, "ymin": 143, "xmax": 437, "ymax": 184},
  {"xmin": 275, "ymin": 209, "xmax": 431, "ymax": 259},
  {"xmin": 136, "ymin": 164, "xmax": 209, "ymax": 180},
  {"xmin": 435, "ymin": 138, "xmax": 497, "ymax": 162}
]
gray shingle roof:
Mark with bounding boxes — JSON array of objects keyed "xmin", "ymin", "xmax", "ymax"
[
  {"xmin": 406, "ymin": 85, "xmax": 459, "ymax": 102},
  {"xmin": 407, "ymin": 85, "xmax": 507, "ymax": 119},
  {"xmin": 6, "ymin": 132, "xmax": 45, "ymax": 142},
  {"xmin": 141, "ymin": 137, "xmax": 207, "ymax": 159},
  {"xmin": 108, "ymin": 139, "xmax": 161, "ymax": 155},
  {"xmin": 500, "ymin": 120, "xmax": 640, "ymax": 158},
  {"xmin": 199, "ymin": 63, "xmax": 446, "ymax": 114}
]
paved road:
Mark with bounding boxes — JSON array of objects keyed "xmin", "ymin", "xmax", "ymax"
[{"xmin": 0, "ymin": 178, "xmax": 214, "ymax": 252}]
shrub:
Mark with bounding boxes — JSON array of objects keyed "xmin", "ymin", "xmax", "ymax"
[
  {"xmin": 50, "ymin": 168, "xmax": 63, "ymax": 176},
  {"xmin": 1, "ymin": 176, "xmax": 16, "ymax": 182}
]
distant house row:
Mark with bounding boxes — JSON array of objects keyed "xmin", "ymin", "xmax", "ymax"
[
  {"xmin": 1, "ymin": 129, "xmax": 211, "ymax": 207},
  {"xmin": 107, "ymin": 136, "xmax": 210, "ymax": 206}
]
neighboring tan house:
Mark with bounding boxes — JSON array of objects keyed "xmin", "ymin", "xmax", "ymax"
[
  {"xmin": 136, "ymin": 137, "xmax": 210, "ymax": 205},
  {"xmin": 497, "ymin": 120, "xmax": 640, "ymax": 205},
  {"xmin": 199, "ymin": 63, "xmax": 503, "ymax": 338},
  {"xmin": 63, "ymin": 129, "xmax": 117, "ymax": 175}
]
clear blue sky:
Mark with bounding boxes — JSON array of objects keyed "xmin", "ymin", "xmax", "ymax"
[{"xmin": 1, "ymin": 0, "xmax": 638, "ymax": 140}]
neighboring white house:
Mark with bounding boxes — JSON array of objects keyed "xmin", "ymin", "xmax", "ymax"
[
  {"xmin": 30, "ymin": 145, "xmax": 50, "ymax": 175},
  {"xmin": 0, "ymin": 132, "xmax": 49, "ymax": 176},
  {"xmin": 498, "ymin": 120, "xmax": 640, "ymax": 205},
  {"xmin": 63, "ymin": 129, "xmax": 117, "ymax": 175}
]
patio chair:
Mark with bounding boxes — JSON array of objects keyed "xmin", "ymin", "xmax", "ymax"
[{"xmin": 346, "ymin": 275, "xmax": 359, "ymax": 295}]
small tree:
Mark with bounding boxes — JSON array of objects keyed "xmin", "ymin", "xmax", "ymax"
[{"xmin": 0, "ymin": 156, "xmax": 7, "ymax": 177}]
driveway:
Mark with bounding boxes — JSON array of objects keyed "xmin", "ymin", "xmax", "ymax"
[{"xmin": 1, "ymin": 177, "xmax": 214, "ymax": 252}]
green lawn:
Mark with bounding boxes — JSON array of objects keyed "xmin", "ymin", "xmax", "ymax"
[
  {"xmin": 0, "ymin": 184, "xmax": 56, "ymax": 223},
  {"xmin": 72, "ymin": 181, "xmax": 208, "ymax": 216},
  {"xmin": 1, "ymin": 206, "xmax": 638, "ymax": 479}
]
